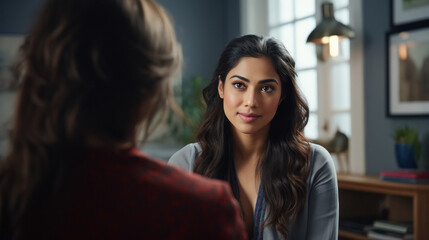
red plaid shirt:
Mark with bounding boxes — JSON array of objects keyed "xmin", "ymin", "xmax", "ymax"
[{"xmin": 27, "ymin": 147, "xmax": 247, "ymax": 240}]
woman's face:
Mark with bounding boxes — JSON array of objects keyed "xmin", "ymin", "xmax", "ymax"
[{"xmin": 218, "ymin": 56, "xmax": 283, "ymax": 137}]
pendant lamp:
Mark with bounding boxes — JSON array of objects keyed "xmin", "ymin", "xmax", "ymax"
[{"xmin": 307, "ymin": 2, "xmax": 355, "ymax": 60}]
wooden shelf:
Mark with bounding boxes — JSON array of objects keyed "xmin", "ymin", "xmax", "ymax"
[
  {"xmin": 337, "ymin": 174, "xmax": 429, "ymax": 239},
  {"xmin": 339, "ymin": 230, "xmax": 367, "ymax": 240}
]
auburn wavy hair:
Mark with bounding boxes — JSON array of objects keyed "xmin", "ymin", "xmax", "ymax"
[
  {"xmin": 0, "ymin": 0, "xmax": 181, "ymax": 238},
  {"xmin": 194, "ymin": 34, "xmax": 310, "ymax": 238}
]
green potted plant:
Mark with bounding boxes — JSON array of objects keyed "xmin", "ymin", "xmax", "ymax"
[
  {"xmin": 393, "ymin": 126, "xmax": 420, "ymax": 169},
  {"xmin": 167, "ymin": 76, "xmax": 205, "ymax": 144}
]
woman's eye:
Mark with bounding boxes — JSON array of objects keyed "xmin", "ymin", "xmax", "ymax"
[
  {"xmin": 233, "ymin": 82, "xmax": 245, "ymax": 89},
  {"xmin": 262, "ymin": 85, "xmax": 274, "ymax": 93}
]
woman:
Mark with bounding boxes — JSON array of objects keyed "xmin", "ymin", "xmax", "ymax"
[
  {"xmin": 169, "ymin": 35, "xmax": 338, "ymax": 239},
  {"xmin": 0, "ymin": 0, "xmax": 247, "ymax": 239}
]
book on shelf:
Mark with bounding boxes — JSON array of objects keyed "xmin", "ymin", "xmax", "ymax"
[
  {"xmin": 373, "ymin": 220, "xmax": 412, "ymax": 234},
  {"xmin": 379, "ymin": 170, "xmax": 429, "ymax": 179},
  {"xmin": 339, "ymin": 217, "xmax": 374, "ymax": 235},
  {"xmin": 367, "ymin": 229, "xmax": 413, "ymax": 240},
  {"xmin": 380, "ymin": 176, "xmax": 429, "ymax": 183}
]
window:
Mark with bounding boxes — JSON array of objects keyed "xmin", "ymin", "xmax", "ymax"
[{"xmin": 268, "ymin": 0, "xmax": 351, "ymax": 140}]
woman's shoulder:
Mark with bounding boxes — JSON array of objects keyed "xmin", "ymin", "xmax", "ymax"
[
  {"xmin": 167, "ymin": 142, "xmax": 201, "ymax": 172},
  {"xmin": 308, "ymin": 142, "xmax": 337, "ymax": 179},
  {"xmin": 309, "ymin": 143, "xmax": 332, "ymax": 162}
]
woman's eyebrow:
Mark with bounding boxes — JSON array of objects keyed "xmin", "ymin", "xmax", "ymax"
[
  {"xmin": 259, "ymin": 79, "xmax": 279, "ymax": 85},
  {"xmin": 230, "ymin": 75, "xmax": 279, "ymax": 85},
  {"xmin": 230, "ymin": 75, "xmax": 249, "ymax": 82}
]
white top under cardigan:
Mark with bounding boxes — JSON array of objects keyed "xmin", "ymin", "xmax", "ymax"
[{"xmin": 168, "ymin": 142, "xmax": 339, "ymax": 240}]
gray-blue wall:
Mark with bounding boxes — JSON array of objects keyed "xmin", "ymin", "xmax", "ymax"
[
  {"xmin": 0, "ymin": 0, "xmax": 44, "ymax": 34},
  {"xmin": 363, "ymin": 0, "xmax": 429, "ymax": 174},
  {"xmin": 156, "ymin": 0, "xmax": 240, "ymax": 82}
]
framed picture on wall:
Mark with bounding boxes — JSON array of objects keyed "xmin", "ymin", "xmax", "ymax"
[
  {"xmin": 392, "ymin": 0, "xmax": 429, "ymax": 26},
  {"xmin": 387, "ymin": 25, "xmax": 429, "ymax": 117}
]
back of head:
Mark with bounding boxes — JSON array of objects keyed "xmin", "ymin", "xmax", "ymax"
[
  {"xmin": 15, "ymin": 0, "xmax": 181, "ymax": 146},
  {"xmin": 0, "ymin": 0, "xmax": 181, "ymax": 237}
]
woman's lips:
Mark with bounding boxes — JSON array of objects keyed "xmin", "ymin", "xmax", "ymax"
[{"xmin": 238, "ymin": 112, "xmax": 261, "ymax": 123}]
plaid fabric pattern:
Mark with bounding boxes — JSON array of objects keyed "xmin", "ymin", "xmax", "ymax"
[{"xmin": 27, "ymin": 147, "xmax": 247, "ymax": 240}]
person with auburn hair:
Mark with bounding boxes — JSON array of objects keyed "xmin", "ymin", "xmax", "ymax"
[
  {"xmin": 169, "ymin": 34, "xmax": 338, "ymax": 239},
  {"xmin": 0, "ymin": 0, "xmax": 246, "ymax": 239}
]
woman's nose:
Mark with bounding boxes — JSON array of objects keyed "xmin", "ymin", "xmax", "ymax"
[{"xmin": 244, "ymin": 89, "xmax": 258, "ymax": 107}]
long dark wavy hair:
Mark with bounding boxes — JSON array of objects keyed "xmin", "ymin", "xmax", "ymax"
[
  {"xmin": 0, "ymin": 0, "xmax": 181, "ymax": 238},
  {"xmin": 194, "ymin": 34, "xmax": 310, "ymax": 238}
]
